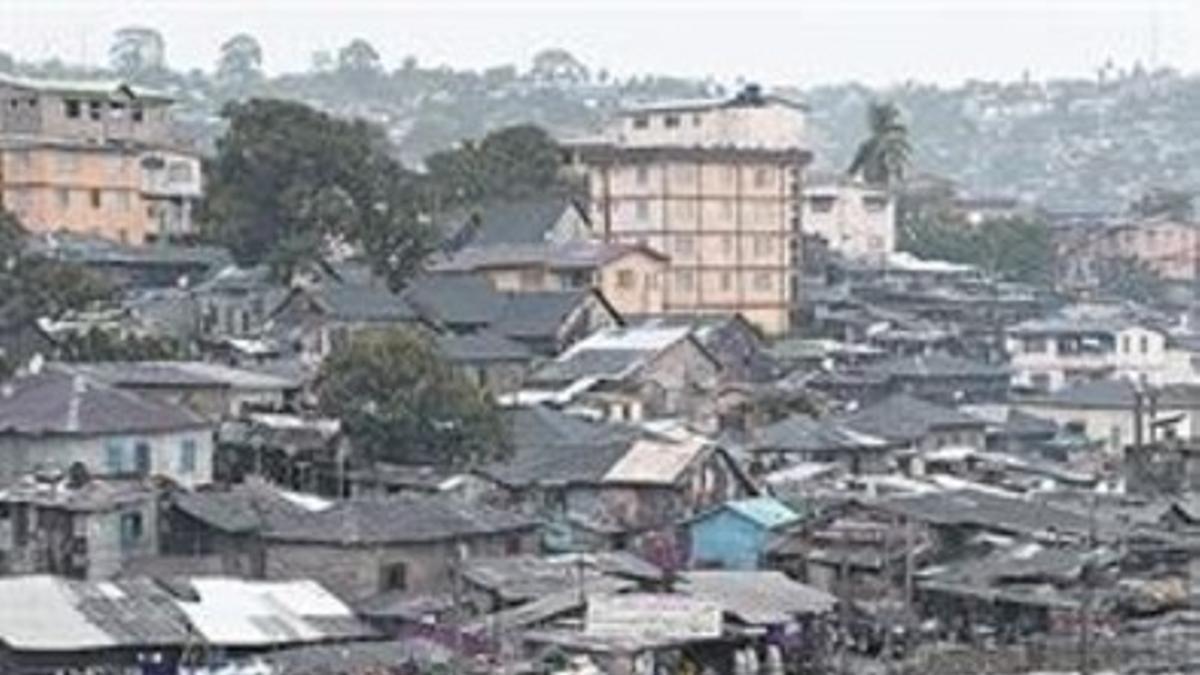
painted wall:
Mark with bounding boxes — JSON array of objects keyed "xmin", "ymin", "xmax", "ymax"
[
  {"xmin": 0, "ymin": 429, "xmax": 214, "ymax": 488},
  {"xmin": 689, "ymin": 508, "xmax": 771, "ymax": 570}
]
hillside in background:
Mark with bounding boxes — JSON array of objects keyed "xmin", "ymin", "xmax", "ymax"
[{"xmin": 6, "ymin": 39, "xmax": 1199, "ymax": 211}]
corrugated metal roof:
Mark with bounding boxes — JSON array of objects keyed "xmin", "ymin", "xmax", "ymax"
[
  {"xmin": 724, "ymin": 497, "xmax": 801, "ymax": 530},
  {"xmin": 602, "ymin": 435, "xmax": 707, "ymax": 485},
  {"xmin": 679, "ymin": 571, "xmax": 836, "ymax": 624}
]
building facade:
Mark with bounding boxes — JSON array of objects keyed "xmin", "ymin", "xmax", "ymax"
[
  {"xmin": 569, "ymin": 86, "xmax": 811, "ymax": 335},
  {"xmin": 0, "ymin": 75, "xmax": 202, "ymax": 244},
  {"xmin": 801, "ymin": 175, "xmax": 895, "ymax": 263}
]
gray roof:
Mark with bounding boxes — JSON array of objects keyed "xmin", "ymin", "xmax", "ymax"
[
  {"xmin": 69, "ymin": 361, "xmax": 300, "ymax": 391},
  {"xmin": 679, "ymin": 571, "xmax": 836, "ymax": 624},
  {"xmin": 264, "ymin": 494, "xmax": 536, "ymax": 545},
  {"xmin": 402, "ymin": 274, "xmax": 506, "ymax": 328},
  {"xmin": 864, "ymin": 353, "xmax": 1008, "ymax": 380},
  {"xmin": 462, "ymin": 552, "xmax": 662, "ymax": 603},
  {"xmin": 310, "ymin": 283, "xmax": 419, "ymax": 323},
  {"xmin": 837, "ymin": 394, "xmax": 985, "ymax": 444},
  {"xmin": 171, "ymin": 483, "xmax": 311, "ymax": 534},
  {"xmin": 440, "ymin": 196, "xmax": 582, "ymax": 249},
  {"xmin": 751, "ymin": 414, "xmax": 891, "ymax": 454},
  {"xmin": 877, "ymin": 489, "xmax": 1119, "ymax": 541},
  {"xmin": 0, "ymin": 366, "xmax": 210, "ymax": 437},
  {"xmin": 479, "ymin": 407, "xmax": 640, "ymax": 487},
  {"xmin": 431, "ymin": 240, "xmax": 664, "ymax": 273},
  {"xmin": 435, "ymin": 331, "xmax": 534, "ymax": 363},
  {"xmin": 491, "ymin": 289, "xmax": 596, "ymax": 341},
  {"xmin": 1026, "ymin": 378, "xmax": 1200, "ymax": 410}
]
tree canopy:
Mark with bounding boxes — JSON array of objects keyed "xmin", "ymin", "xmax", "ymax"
[
  {"xmin": 0, "ymin": 209, "xmax": 114, "ymax": 320},
  {"xmin": 900, "ymin": 215, "xmax": 1055, "ymax": 286},
  {"xmin": 200, "ymin": 98, "xmax": 434, "ymax": 287},
  {"xmin": 216, "ymin": 33, "xmax": 264, "ymax": 91},
  {"xmin": 109, "ymin": 26, "xmax": 166, "ymax": 78},
  {"xmin": 424, "ymin": 124, "xmax": 571, "ymax": 208},
  {"xmin": 847, "ymin": 101, "xmax": 912, "ymax": 187},
  {"xmin": 316, "ymin": 328, "xmax": 510, "ymax": 468}
]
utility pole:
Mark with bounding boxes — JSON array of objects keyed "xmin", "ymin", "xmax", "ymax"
[{"xmin": 1078, "ymin": 493, "xmax": 1098, "ymax": 675}]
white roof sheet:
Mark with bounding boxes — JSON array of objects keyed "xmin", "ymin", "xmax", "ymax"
[
  {"xmin": 603, "ymin": 435, "xmax": 706, "ymax": 485},
  {"xmin": 177, "ymin": 579, "xmax": 353, "ymax": 647},
  {"xmin": 0, "ymin": 575, "xmax": 113, "ymax": 650}
]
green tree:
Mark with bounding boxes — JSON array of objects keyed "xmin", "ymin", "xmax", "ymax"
[
  {"xmin": 337, "ymin": 38, "xmax": 381, "ymax": 74},
  {"xmin": 530, "ymin": 48, "xmax": 589, "ymax": 85},
  {"xmin": 847, "ymin": 101, "xmax": 912, "ymax": 187},
  {"xmin": 200, "ymin": 99, "xmax": 434, "ymax": 286},
  {"xmin": 316, "ymin": 329, "xmax": 510, "ymax": 468},
  {"xmin": 58, "ymin": 327, "xmax": 184, "ymax": 363},
  {"xmin": 0, "ymin": 208, "xmax": 114, "ymax": 319},
  {"xmin": 1095, "ymin": 257, "xmax": 1166, "ymax": 304},
  {"xmin": 1131, "ymin": 187, "xmax": 1194, "ymax": 221},
  {"xmin": 216, "ymin": 33, "xmax": 264, "ymax": 90},
  {"xmin": 109, "ymin": 26, "xmax": 166, "ymax": 77},
  {"xmin": 900, "ymin": 215, "xmax": 1055, "ymax": 286},
  {"xmin": 424, "ymin": 124, "xmax": 570, "ymax": 207}
]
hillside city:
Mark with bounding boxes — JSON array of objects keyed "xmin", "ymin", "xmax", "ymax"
[{"xmin": 2, "ymin": 21, "xmax": 1200, "ymax": 675}]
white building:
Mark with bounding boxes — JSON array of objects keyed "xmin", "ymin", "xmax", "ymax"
[
  {"xmin": 1006, "ymin": 314, "xmax": 1199, "ymax": 392},
  {"xmin": 801, "ymin": 175, "xmax": 895, "ymax": 263}
]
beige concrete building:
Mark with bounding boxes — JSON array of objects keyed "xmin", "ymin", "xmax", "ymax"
[
  {"xmin": 1055, "ymin": 216, "xmax": 1200, "ymax": 290},
  {"xmin": 568, "ymin": 86, "xmax": 811, "ymax": 335},
  {"xmin": 0, "ymin": 75, "xmax": 201, "ymax": 244},
  {"xmin": 430, "ymin": 240, "xmax": 669, "ymax": 317},
  {"xmin": 802, "ymin": 174, "xmax": 895, "ymax": 263}
]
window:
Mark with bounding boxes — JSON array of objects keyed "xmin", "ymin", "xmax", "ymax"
[
  {"xmin": 720, "ymin": 200, "xmax": 735, "ymax": 221},
  {"xmin": 809, "ymin": 196, "xmax": 835, "ymax": 213},
  {"xmin": 675, "ymin": 164, "xmax": 696, "ymax": 183},
  {"xmin": 664, "ymin": 113, "xmax": 681, "ymax": 128},
  {"xmin": 90, "ymin": 189, "xmax": 102, "ymax": 209},
  {"xmin": 131, "ymin": 105, "xmax": 144, "ymax": 123},
  {"xmin": 674, "ymin": 235, "xmax": 694, "ymax": 256},
  {"xmin": 723, "ymin": 166, "xmax": 738, "ymax": 185},
  {"xmin": 64, "ymin": 98, "xmax": 81, "ymax": 118},
  {"xmin": 109, "ymin": 101, "xmax": 126, "ymax": 120},
  {"xmin": 691, "ymin": 113, "xmax": 703, "ymax": 127},
  {"xmin": 380, "ymin": 562, "xmax": 408, "ymax": 591},
  {"xmin": 119, "ymin": 512, "xmax": 144, "ymax": 549},
  {"xmin": 167, "ymin": 161, "xmax": 194, "ymax": 183},
  {"xmin": 105, "ymin": 440, "xmax": 125, "ymax": 473},
  {"xmin": 720, "ymin": 271, "xmax": 733, "ymax": 291},
  {"xmin": 863, "ymin": 196, "xmax": 888, "ymax": 212},
  {"xmin": 676, "ymin": 199, "xmax": 695, "ymax": 221},
  {"xmin": 634, "ymin": 199, "xmax": 651, "ymax": 223},
  {"xmin": 1121, "ymin": 335, "xmax": 1131, "ymax": 354},
  {"xmin": 753, "ymin": 272, "xmax": 773, "ymax": 291},
  {"xmin": 1025, "ymin": 337, "xmax": 1047, "ymax": 354},
  {"xmin": 88, "ymin": 100, "xmax": 103, "ymax": 121},
  {"xmin": 616, "ymin": 269, "xmax": 636, "ymax": 289},
  {"xmin": 179, "ymin": 439, "xmax": 197, "ymax": 474},
  {"xmin": 506, "ymin": 535, "xmax": 523, "ymax": 555},
  {"xmin": 674, "ymin": 270, "xmax": 695, "ymax": 293},
  {"xmin": 721, "ymin": 235, "xmax": 733, "ymax": 253},
  {"xmin": 753, "ymin": 167, "xmax": 771, "ymax": 187},
  {"xmin": 56, "ymin": 188, "xmax": 70, "ymax": 210},
  {"xmin": 753, "ymin": 235, "xmax": 773, "ymax": 257},
  {"xmin": 632, "ymin": 115, "xmax": 649, "ymax": 130},
  {"xmin": 134, "ymin": 442, "xmax": 151, "ymax": 476},
  {"xmin": 635, "ymin": 165, "xmax": 650, "ymax": 186},
  {"xmin": 518, "ymin": 268, "xmax": 546, "ymax": 289},
  {"xmin": 1140, "ymin": 335, "xmax": 1149, "ymax": 354}
]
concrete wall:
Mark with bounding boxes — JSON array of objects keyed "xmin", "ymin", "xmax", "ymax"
[
  {"xmin": 263, "ymin": 530, "xmax": 536, "ymax": 602},
  {"xmin": 0, "ymin": 429, "xmax": 214, "ymax": 489},
  {"xmin": 801, "ymin": 181, "xmax": 895, "ymax": 263},
  {"xmin": 0, "ymin": 84, "xmax": 172, "ymax": 144},
  {"xmin": 610, "ymin": 101, "xmax": 806, "ymax": 151},
  {"xmin": 586, "ymin": 157, "xmax": 800, "ymax": 335},
  {"xmin": 689, "ymin": 509, "xmax": 769, "ymax": 570}
]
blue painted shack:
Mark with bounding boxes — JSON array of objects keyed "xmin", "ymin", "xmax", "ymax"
[{"xmin": 687, "ymin": 497, "xmax": 800, "ymax": 570}]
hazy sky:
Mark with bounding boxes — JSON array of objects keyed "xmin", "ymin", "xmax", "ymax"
[{"xmin": 0, "ymin": 0, "xmax": 1195, "ymax": 87}]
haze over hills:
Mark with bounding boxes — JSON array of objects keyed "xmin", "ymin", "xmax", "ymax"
[{"xmin": 4, "ymin": 39, "xmax": 1197, "ymax": 212}]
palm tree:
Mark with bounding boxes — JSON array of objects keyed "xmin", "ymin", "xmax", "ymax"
[{"xmin": 847, "ymin": 101, "xmax": 912, "ymax": 187}]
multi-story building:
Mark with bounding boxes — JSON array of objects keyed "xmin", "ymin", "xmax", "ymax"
[
  {"xmin": 1054, "ymin": 216, "xmax": 1200, "ymax": 291},
  {"xmin": 0, "ymin": 75, "xmax": 202, "ymax": 244},
  {"xmin": 568, "ymin": 85, "xmax": 811, "ymax": 335},
  {"xmin": 1005, "ymin": 313, "xmax": 1200, "ymax": 392},
  {"xmin": 801, "ymin": 174, "xmax": 895, "ymax": 263}
]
